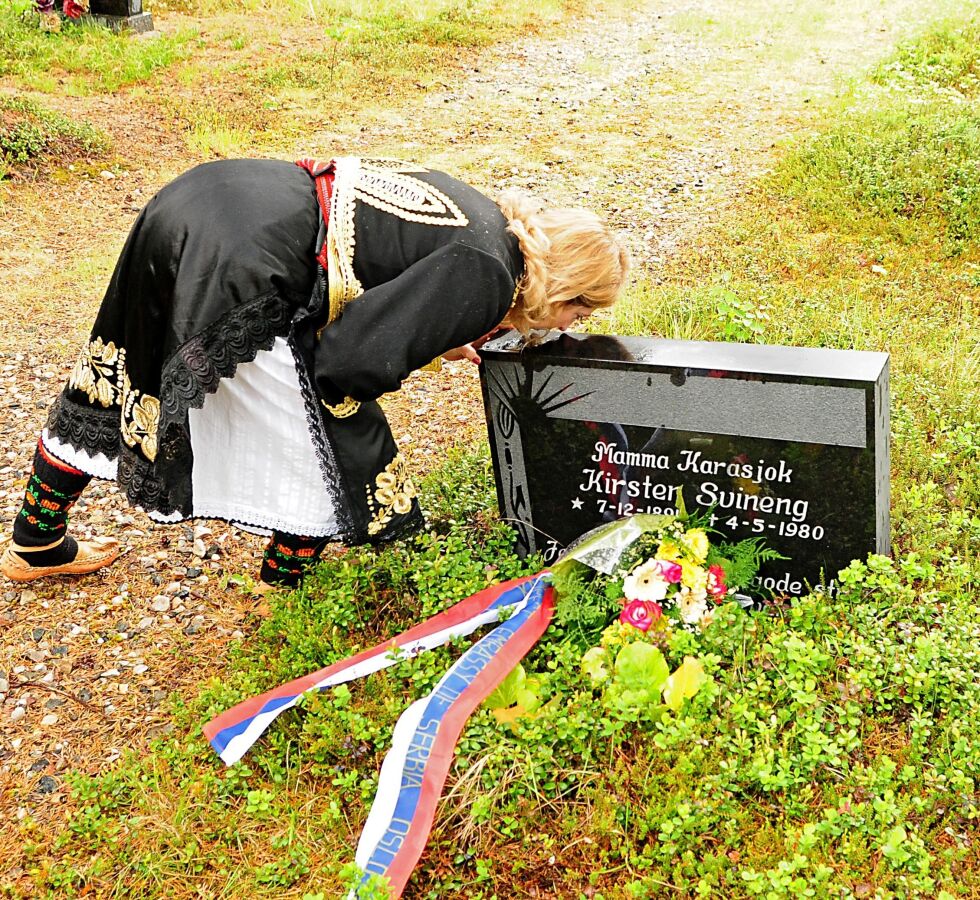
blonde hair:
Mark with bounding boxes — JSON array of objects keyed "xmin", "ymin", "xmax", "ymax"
[{"xmin": 497, "ymin": 190, "xmax": 630, "ymax": 335}]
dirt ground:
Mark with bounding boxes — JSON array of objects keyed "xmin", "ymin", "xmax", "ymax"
[{"xmin": 0, "ymin": 0, "xmax": 954, "ymax": 870}]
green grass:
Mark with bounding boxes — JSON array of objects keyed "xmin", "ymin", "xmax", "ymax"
[
  {"xmin": 5, "ymin": 12, "xmax": 980, "ymax": 900},
  {"xmin": 0, "ymin": 6, "xmax": 196, "ymax": 93},
  {"xmin": 248, "ymin": 0, "xmax": 576, "ymax": 107},
  {"xmin": 0, "ymin": 6, "xmax": 195, "ymax": 94}
]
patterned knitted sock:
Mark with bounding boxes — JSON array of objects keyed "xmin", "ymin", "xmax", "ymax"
[
  {"xmin": 260, "ymin": 532, "xmax": 328, "ymax": 587},
  {"xmin": 12, "ymin": 441, "xmax": 91, "ymax": 565}
]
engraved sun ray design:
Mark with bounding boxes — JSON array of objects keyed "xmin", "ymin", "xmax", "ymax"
[
  {"xmin": 489, "ymin": 366, "xmax": 595, "ymax": 418},
  {"xmin": 528, "ymin": 371, "xmax": 596, "ymax": 414},
  {"xmin": 534, "ymin": 378, "xmax": 594, "ymax": 415}
]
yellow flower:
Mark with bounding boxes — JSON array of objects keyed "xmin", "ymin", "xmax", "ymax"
[
  {"xmin": 393, "ymin": 493, "xmax": 412, "ymax": 514},
  {"xmin": 655, "ymin": 540, "xmax": 682, "ymax": 563},
  {"xmin": 682, "ymin": 529, "xmax": 710, "ymax": 563},
  {"xmin": 680, "ymin": 560, "xmax": 708, "ymax": 595},
  {"xmin": 376, "ymin": 472, "xmax": 397, "ymax": 489},
  {"xmin": 375, "ymin": 487, "xmax": 395, "ymax": 506}
]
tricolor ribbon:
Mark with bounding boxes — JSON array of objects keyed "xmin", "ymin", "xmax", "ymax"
[{"xmin": 204, "ymin": 573, "xmax": 554, "ymax": 897}]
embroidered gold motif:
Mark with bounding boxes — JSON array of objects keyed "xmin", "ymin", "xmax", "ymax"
[
  {"xmin": 321, "ymin": 396, "xmax": 361, "ymax": 419},
  {"xmin": 366, "ymin": 454, "xmax": 416, "ymax": 535},
  {"xmin": 69, "ymin": 338, "xmax": 125, "ymax": 408},
  {"xmin": 323, "ymin": 157, "xmax": 470, "ymax": 331},
  {"xmin": 120, "ymin": 372, "xmax": 161, "ymax": 462},
  {"xmin": 326, "ymin": 156, "xmax": 364, "ymax": 326},
  {"xmin": 69, "ymin": 336, "xmax": 160, "ymax": 460},
  {"xmin": 356, "ymin": 165, "xmax": 469, "ymax": 228}
]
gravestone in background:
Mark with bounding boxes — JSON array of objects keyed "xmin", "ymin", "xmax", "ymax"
[
  {"xmin": 480, "ymin": 332, "xmax": 890, "ymax": 598},
  {"xmin": 88, "ymin": 0, "xmax": 153, "ymax": 32}
]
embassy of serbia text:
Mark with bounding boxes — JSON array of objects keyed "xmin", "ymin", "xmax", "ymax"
[{"xmin": 580, "ymin": 443, "xmax": 812, "ymax": 528}]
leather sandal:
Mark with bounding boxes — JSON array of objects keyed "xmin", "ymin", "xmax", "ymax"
[{"xmin": 0, "ymin": 536, "xmax": 122, "ymax": 583}]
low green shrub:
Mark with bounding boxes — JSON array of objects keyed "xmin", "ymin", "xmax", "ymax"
[{"xmin": 0, "ymin": 96, "xmax": 108, "ymax": 170}]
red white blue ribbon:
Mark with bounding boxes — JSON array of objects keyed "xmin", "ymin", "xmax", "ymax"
[{"xmin": 204, "ymin": 574, "xmax": 554, "ymax": 897}]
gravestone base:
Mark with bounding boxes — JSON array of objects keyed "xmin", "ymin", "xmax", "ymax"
[
  {"xmin": 87, "ymin": 0, "xmax": 153, "ymax": 31},
  {"xmin": 86, "ymin": 12, "xmax": 154, "ymax": 31}
]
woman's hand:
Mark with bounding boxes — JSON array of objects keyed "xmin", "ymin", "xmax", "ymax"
[
  {"xmin": 441, "ymin": 343, "xmax": 482, "ymax": 364},
  {"xmin": 441, "ymin": 327, "xmax": 506, "ymax": 365}
]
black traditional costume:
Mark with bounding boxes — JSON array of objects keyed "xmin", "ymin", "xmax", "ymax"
[{"xmin": 42, "ymin": 157, "xmax": 523, "ymax": 545}]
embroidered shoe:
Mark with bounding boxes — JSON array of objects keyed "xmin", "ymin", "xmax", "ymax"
[{"xmin": 0, "ymin": 536, "xmax": 122, "ymax": 583}]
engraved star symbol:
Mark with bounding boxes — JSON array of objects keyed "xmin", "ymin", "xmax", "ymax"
[{"xmin": 571, "ymin": 497, "xmax": 584, "ymax": 510}]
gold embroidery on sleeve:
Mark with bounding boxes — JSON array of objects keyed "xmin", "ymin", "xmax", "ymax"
[
  {"xmin": 356, "ymin": 164, "xmax": 469, "ymax": 228},
  {"xmin": 359, "ymin": 158, "xmax": 429, "ymax": 173},
  {"xmin": 321, "ymin": 396, "xmax": 361, "ymax": 419},
  {"xmin": 366, "ymin": 454, "xmax": 416, "ymax": 536},
  {"xmin": 326, "ymin": 156, "xmax": 364, "ymax": 326}
]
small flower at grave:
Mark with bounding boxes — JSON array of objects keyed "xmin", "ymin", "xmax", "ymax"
[
  {"xmin": 707, "ymin": 564, "xmax": 728, "ymax": 600},
  {"xmin": 619, "ymin": 599, "xmax": 662, "ymax": 632},
  {"xmin": 622, "ymin": 559, "xmax": 670, "ymax": 603},
  {"xmin": 680, "ymin": 559, "xmax": 709, "ymax": 596},
  {"xmin": 653, "ymin": 559, "xmax": 682, "ymax": 583},
  {"xmin": 681, "ymin": 528, "xmax": 710, "ymax": 563},
  {"xmin": 655, "ymin": 539, "xmax": 682, "ymax": 564},
  {"xmin": 676, "ymin": 586, "xmax": 709, "ymax": 626}
]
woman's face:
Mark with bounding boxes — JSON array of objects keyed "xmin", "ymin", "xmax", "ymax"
[{"xmin": 543, "ymin": 301, "xmax": 594, "ymax": 331}]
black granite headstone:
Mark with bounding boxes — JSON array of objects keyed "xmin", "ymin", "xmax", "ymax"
[
  {"xmin": 480, "ymin": 332, "xmax": 890, "ymax": 598},
  {"xmin": 88, "ymin": 0, "xmax": 153, "ymax": 32}
]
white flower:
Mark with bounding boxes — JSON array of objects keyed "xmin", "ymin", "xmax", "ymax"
[
  {"xmin": 622, "ymin": 559, "xmax": 669, "ymax": 603},
  {"xmin": 676, "ymin": 587, "xmax": 709, "ymax": 626}
]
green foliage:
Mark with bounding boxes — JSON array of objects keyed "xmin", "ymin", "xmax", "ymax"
[
  {"xmin": 781, "ymin": 106, "xmax": 980, "ymax": 254},
  {"xmin": 777, "ymin": 19, "xmax": 980, "ymax": 257},
  {"xmin": 0, "ymin": 96, "xmax": 107, "ymax": 169},
  {"xmin": 710, "ymin": 537, "xmax": 787, "ymax": 592},
  {"xmin": 712, "ymin": 285, "xmax": 769, "ymax": 342},
  {"xmin": 873, "ymin": 17, "xmax": 980, "ymax": 93},
  {"xmin": 550, "ymin": 559, "xmax": 620, "ymax": 650},
  {"xmin": 606, "ymin": 641, "xmax": 670, "ymax": 714}
]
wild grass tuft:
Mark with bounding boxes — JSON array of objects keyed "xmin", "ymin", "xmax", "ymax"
[{"xmin": 0, "ymin": 95, "xmax": 108, "ymax": 172}]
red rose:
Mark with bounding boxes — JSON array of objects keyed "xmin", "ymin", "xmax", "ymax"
[{"xmin": 619, "ymin": 599, "xmax": 662, "ymax": 632}]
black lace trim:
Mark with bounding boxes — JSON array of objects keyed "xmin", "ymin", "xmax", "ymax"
[
  {"xmin": 286, "ymin": 329, "xmax": 357, "ymax": 539},
  {"xmin": 117, "ymin": 445, "xmax": 179, "ymax": 515},
  {"xmin": 45, "ymin": 394, "xmax": 120, "ymax": 460},
  {"xmin": 160, "ymin": 292, "xmax": 293, "ymax": 422}
]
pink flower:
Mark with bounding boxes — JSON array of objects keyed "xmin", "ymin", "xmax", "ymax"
[
  {"xmin": 619, "ymin": 599, "xmax": 662, "ymax": 632},
  {"xmin": 707, "ymin": 564, "xmax": 728, "ymax": 600},
  {"xmin": 654, "ymin": 559, "xmax": 683, "ymax": 584}
]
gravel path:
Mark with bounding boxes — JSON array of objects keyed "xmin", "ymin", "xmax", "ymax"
[{"xmin": 0, "ymin": 0, "xmax": 952, "ymax": 870}]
